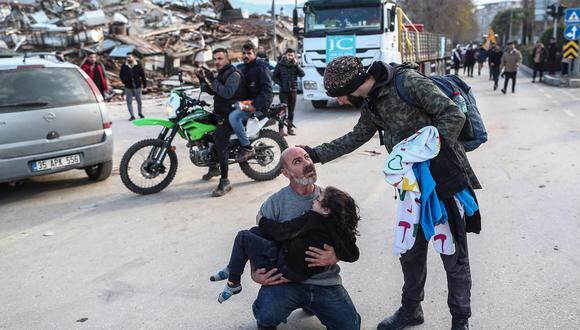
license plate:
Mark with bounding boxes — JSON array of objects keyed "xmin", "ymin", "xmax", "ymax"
[{"xmin": 31, "ymin": 154, "xmax": 81, "ymax": 172}]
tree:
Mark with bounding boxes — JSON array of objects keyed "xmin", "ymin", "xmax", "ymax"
[
  {"xmin": 398, "ymin": 0, "xmax": 479, "ymax": 42},
  {"xmin": 491, "ymin": 8, "xmax": 524, "ymax": 44}
]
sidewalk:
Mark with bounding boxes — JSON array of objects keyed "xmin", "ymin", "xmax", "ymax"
[{"xmin": 520, "ymin": 64, "xmax": 580, "ymax": 88}]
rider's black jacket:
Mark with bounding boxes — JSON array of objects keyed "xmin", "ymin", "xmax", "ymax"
[
  {"xmin": 239, "ymin": 58, "xmax": 273, "ymax": 113},
  {"xmin": 208, "ymin": 64, "xmax": 246, "ymax": 116}
]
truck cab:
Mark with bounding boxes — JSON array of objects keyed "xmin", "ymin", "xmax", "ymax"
[
  {"xmin": 300, "ymin": 0, "xmax": 399, "ymax": 108},
  {"xmin": 298, "ymin": 0, "xmax": 450, "ymax": 109}
]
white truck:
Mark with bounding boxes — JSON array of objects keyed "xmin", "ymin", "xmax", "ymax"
[{"xmin": 294, "ymin": 0, "xmax": 452, "ymax": 108}]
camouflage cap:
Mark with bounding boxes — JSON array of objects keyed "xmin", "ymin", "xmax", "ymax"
[{"xmin": 324, "ymin": 56, "xmax": 367, "ymax": 97}]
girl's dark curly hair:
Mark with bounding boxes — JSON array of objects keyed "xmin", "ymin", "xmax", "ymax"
[{"xmin": 320, "ymin": 186, "xmax": 361, "ymax": 237}]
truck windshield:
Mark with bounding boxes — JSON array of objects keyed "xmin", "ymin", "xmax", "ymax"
[{"xmin": 304, "ymin": 5, "xmax": 382, "ymax": 36}]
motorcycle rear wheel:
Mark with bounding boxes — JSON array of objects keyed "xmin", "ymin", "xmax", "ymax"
[
  {"xmin": 120, "ymin": 139, "xmax": 178, "ymax": 195},
  {"xmin": 239, "ymin": 129, "xmax": 288, "ymax": 181}
]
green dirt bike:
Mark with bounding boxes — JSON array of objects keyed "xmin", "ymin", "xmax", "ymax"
[{"xmin": 119, "ymin": 89, "xmax": 290, "ymax": 195}]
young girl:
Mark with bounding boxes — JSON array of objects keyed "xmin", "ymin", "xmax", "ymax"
[{"xmin": 210, "ymin": 186, "xmax": 361, "ymax": 303}]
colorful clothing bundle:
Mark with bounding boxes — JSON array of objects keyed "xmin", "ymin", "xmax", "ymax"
[{"xmin": 383, "ymin": 126, "xmax": 478, "ymax": 257}]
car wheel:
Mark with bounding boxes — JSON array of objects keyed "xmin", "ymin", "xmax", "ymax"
[{"xmin": 85, "ymin": 160, "xmax": 113, "ymax": 181}]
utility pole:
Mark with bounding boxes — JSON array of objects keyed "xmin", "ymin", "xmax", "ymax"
[
  {"xmin": 272, "ymin": 0, "xmax": 277, "ymax": 61},
  {"xmin": 509, "ymin": 9, "xmax": 513, "ymax": 41},
  {"xmin": 552, "ymin": 0, "xmax": 559, "ymax": 39}
]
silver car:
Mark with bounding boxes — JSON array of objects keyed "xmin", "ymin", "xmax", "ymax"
[{"xmin": 0, "ymin": 56, "xmax": 114, "ymax": 184}]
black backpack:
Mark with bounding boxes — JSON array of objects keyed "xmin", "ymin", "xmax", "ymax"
[{"xmin": 393, "ymin": 69, "xmax": 488, "ymax": 152}]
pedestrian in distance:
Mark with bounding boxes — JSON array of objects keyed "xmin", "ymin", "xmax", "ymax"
[
  {"xmin": 487, "ymin": 43, "xmax": 495, "ymax": 80},
  {"xmin": 531, "ymin": 41, "xmax": 547, "ymax": 83},
  {"xmin": 210, "ymin": 185, "xmax": 360, "ymax": 303},
  {"xmin": 80, "ymin": 52, "xmax": 108, "ymax": 98},
  {"xmin": 120, "ymin": 52, "xmax": 147, "ymax": 121},
  {"xmin": 464, "ymin": 45, "xmax": 476, "ymax": 78},
  {"xmin": 475, "ymin": 44, "xmax": 487, "ymax": 76},
  {"xmin": 299, "ymin": 56, "xmax": 481, "ymax": 330},
  {"xmin": 229, "ymin": 41, "xmax": 273, "ymax": 163},
  {"xmin": 250, "ymin": 146, "xmax": 362, "ymax": 330},
  {"xmin": 257, "ymin": 45, "xmax": 269, "ymax": 62},
  {"xmin": 488, "ymin": 43, "xmax": 503, "ymax": 90},
  {"xmin": 500, "ymin": 41, "xmax": 522, "ymax": 94},
  {"xmin": 273, "ymin": 48, "xmax": 305, "ymax": 136},
  {"xmin": 452, "ymin": 44, "xmax": 462, "ymax": 76},
  {"xmin": 546, "ymin": 37, "xmax": 559, "ymax": 75},
  {"xmin": 195, "ymin": 48, "xmax": 246, "ymax": 197}
]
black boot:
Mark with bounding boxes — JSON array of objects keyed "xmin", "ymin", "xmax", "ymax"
[
  {"xmin": 257, "ymin": 323, "xmax": 276, "ymax": 330},
  {"xmin": 377, "ymin": 304, "xmax": 424, "ymax": 330},
  {"xmin": 451, "ymin": 316, "xmax": 469, "ymax": 330},
  {"xmin": 211, "ymin": 178, "xmax": 232, "ymax": 197},
  {"xmin": 202, "ymin": 165, "xmax": 220, "ymax": 181}
]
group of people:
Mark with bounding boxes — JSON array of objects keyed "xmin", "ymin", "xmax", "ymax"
[
  {"xmin": 208, "ymin": 54, "xmax": 482, "ymax": 330},
  {"xmin": 80, "ymin": 52, "xmax": 147, "ymax": 120},
  {"xmin": 451, "ymin": 37, "xmax": 562, "ymax": 95},
  {"xmin": 195, "ymin": 42, "xmax": 304, "ymax": 197}
]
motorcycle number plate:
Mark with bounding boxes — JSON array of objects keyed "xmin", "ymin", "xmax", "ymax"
[{"xmin": 31, "ymin": 154, "xmax": 81, "ymax": 172}]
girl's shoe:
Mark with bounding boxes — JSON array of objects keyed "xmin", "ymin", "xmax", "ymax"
[
  {"xmin": 218, "ymin": 283, "xmax": 242, "ymax": 303},
  {"xmin": 210, "ymin": 266, "xmax": 230, "ymax": 282}
]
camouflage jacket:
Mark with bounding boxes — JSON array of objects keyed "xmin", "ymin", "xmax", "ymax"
[{"xmin": 313, "ymin": 64, "xmax": 481, "ymax": 189}]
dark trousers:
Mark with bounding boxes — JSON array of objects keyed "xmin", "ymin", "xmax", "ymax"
[
  {"xmin": 503, "ymin": 72, "xmax": 517, "ymax": 92},
  {"xmin": 279, "ymin": 91, "xmax": 297, "ymax": 128},
  {"xmin": 399, "ymin": 217, "xmax": 472, "ymax": 318},
  {"xmin": 532, "ymin": 62, "xmax": 544, "ymax": 81},
  {"xmin": 491, "ymin": 66, "xmax": 500, "ymax": 88},
  {"xmin": 453, "ymin": 63, "xmax": 460, "ymax": 76},
  {"xmin": 214, "ymin": 115, "xmax": 233, "ymax": 179},
  {"xmin": 228, "ymin": 227, "xmax": 280, "ymax": 283},
  {"xmin": 466, "ymin": 64, "xmax": 474, "ymax": 77}
]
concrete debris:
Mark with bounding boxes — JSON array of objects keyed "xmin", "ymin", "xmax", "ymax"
[{"xmin": 0, "ymin": 0, "xmax": 299, "ymax": 98}]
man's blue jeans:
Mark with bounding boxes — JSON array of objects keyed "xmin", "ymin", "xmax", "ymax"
[
  {"xmin": 229, "ymin": 109, "xmax": 252, "ymax": 147},
  {"xmin": 253, "ymin": 283, "xmax": 361, "ymax": 329}
]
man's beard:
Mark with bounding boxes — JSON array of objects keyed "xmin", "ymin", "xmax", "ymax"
[
  {"xmin": 292, "ymin": 164, "xmax": 317, "ymax": 186},
  {"xmin": 347, "ymin": 95, "xmax": 365, "ymax": 109}
]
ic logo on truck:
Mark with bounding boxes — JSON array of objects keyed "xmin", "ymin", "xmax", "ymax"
[{"xmin": 326, "ymin": 35, "xmax": 356, "ymax": 63}]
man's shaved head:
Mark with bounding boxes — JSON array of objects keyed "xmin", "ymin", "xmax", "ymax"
[{"xmin": 281, "ymin": 147, "xmax": 317, "ymax": 186}]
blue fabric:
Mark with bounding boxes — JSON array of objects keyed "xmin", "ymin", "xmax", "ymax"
[
  {"xmin": 455, "ymin": 188, "xmax": 479, "ymax": 216},
  {"xmin": 229, "ymin": 108, "xmax": 252, "ymax": 147},
  {"xmin": 413, "ymin": 161, "xmax": 444, "ymax": 241},
  {"xmin": 253, "ymin": 283, "xmax": 361, "ymax": 329},
  {"xmin": 439, "ymin": 199, "xmax": 448, "ymax": 224}
]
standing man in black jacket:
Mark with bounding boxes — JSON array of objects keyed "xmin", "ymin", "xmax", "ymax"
[
  {"xmin": 196, "ymin": 48, "xmax": 246, "ymax": 197},
  {"xmin": 273, "ymin": 48, "xmax": 305, "ymax": 136},
  {"xmin": 120, "ymin": 53, "xmax": 147, "ymax": 121},
  {"xmin": 488, "ymin": 43, "xmax": 503, "ymax": 90},
  {"xmin": 229, "ymin": 41, "xmax": 273, "ymax": 162}
]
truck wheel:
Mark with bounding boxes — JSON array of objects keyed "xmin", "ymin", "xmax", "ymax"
[
  {"xmin": 85, "ymin": 160, "xmax": 113, "ymax": 181},
  {"xmin": 311, "ymin": 100, "xmax": 328, "ymax": 109}
]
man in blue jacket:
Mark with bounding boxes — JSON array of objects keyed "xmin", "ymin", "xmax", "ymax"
[{"xmin": 229, "ymin": 42, "xmax": 273, "ymax": 162}]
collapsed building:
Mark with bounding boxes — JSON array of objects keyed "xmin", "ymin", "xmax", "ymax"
[{"xmin": 0, "ymin": 0, "xmax": 299, "ymax": 97}]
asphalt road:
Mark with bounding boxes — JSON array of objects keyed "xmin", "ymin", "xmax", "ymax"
[{"xmin": 1, "ymin": 68, "xmax": 579, "ymax": 330}]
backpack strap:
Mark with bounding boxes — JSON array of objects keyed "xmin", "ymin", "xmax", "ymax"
[{"xmin": 393, "ymin": 71, "xmax": 419, "ymax": 108}]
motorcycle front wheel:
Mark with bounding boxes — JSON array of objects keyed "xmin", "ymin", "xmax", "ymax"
[
  {"xmin": 120, "ymin": 139, "xmax": 178, "ymax": 195},
  {"xmin": 239, "ymin": 129, "xmax": 288, "ymax": 181}
]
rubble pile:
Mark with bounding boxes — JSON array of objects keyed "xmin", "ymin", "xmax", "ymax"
[{"xmin": 0, "ymin": 0, "xmax": 299, "ymax": 99}]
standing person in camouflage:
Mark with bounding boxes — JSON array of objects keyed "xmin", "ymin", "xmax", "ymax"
[{"xmin": 299, "ymin": 56, "xmax": 481, "ymax": 330}]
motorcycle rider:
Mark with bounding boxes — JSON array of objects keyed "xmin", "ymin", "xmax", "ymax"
[
  {"xmin": 196, "ymin": 48, "xmax": 246, "ymax": 197},
  {"xmin": 229, "ymin": 41, "xmax": 273, "ymax": 162}
]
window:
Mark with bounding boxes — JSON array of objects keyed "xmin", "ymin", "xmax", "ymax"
[{"xmin": 0, "ymin": 67, "xmax": 96, "ymax": 113}]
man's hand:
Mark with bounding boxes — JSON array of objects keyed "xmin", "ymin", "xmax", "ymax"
[
  {"xmin": 251, "ymin": 268, "xmax": 290, "ymax": 285},
  {"xmin": 306, "ymin": 244, "xmax": 338, "ymax": 267}
]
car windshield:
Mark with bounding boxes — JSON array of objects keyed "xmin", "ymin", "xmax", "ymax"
[
  {"xmin": 304, "ymin": 5, "xmax": 381, "ymax": 35},
  {"xmin": 0, "ymin": 67, "xmax": 96, "ymax": 113}
]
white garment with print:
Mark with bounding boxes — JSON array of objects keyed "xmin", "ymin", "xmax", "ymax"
[{"xmin": 383, "ymin": 126, "xmax": 441, "ymax": 257}]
